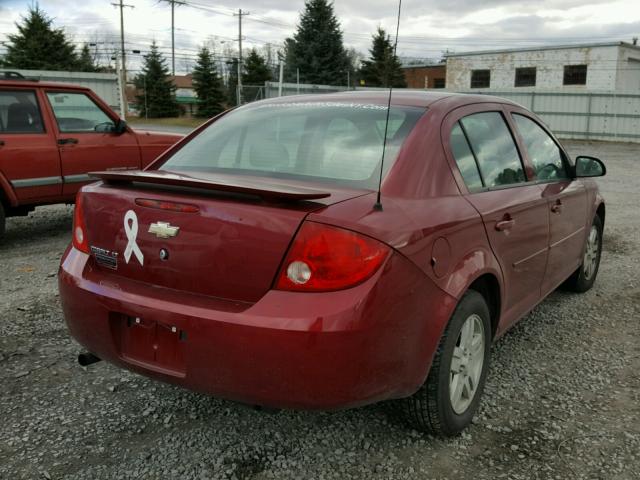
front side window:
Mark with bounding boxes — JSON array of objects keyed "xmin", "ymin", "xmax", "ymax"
[
  {"xmin": 0, "ymin": 90, "xmax": 44, "ymax": 134},
  {"xmin": 563, "ymin": 65, "xmax": 587, "ymax": 86},
  {"xmin": 460, "ymin": 112, "xmax": 526, "ymax": 187},
  {"xmin": 471, "ymin": 70, "xmax": 490, "ymax": 88},
  {"xmin": 161, "ymin": 102, "xmax": 424, "ymax": 190},
  {"xmin": 512, "ymin": 114, "xmax": 568, "ymax": 181},
  {"xmin": 46, "ymin": 92, "xmax": 115, "ymax": 133}
]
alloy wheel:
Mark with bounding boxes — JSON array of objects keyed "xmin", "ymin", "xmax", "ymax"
[
  {"xmin": 449, "ymin": 314, "xmax": 485, "ymax": 415},
  {"xmin": 583, "ymin": 225, "xmax": 600, "ymax": 280}
]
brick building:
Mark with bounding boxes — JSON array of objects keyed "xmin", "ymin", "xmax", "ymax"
[
  {"xmin": 444, "ymin": 41, "xmax": 640, "ymax": 91},
  {"xmin": 401, "ymin": 63, "xmax": 447, "ymax": 89}
]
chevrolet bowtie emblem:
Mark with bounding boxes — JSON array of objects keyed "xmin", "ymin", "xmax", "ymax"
[{"xmin": 148, "ymin": 222, "xmax": 180, "ymax": 239}]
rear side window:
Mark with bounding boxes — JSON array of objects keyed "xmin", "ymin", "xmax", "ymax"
[
  {"xmin": 460, "ymin": 112, "xmax": 526, "ymax": 187},
  {"xmin": 0, "ymin": 90, "xmax": 44, "ymax": 133},
  {"xmin": 512, "ymin": 114, "xmax": 569, "ymax": 181},
  {"xmin": 46, "ymin": 92, "xmax": 114, "ymax": 133},
  {"xmin": 450, "ymin": 123, "xmax": 483, "ymax": 191}
]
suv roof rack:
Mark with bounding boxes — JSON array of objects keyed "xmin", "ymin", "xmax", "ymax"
[{"xmin": 1, "ymin": 71, "xmax": 39, "ymax": 81}]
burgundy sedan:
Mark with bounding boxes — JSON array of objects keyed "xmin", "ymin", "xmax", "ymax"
[{"xmin": 59, "ymin": 92, "xmax": 606, "ymax": 436}]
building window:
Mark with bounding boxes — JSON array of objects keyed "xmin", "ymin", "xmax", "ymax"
[
  {"xmin": 434, "ymin": 78, "xmax": 446, "ymax": 88},
  {"xmin": 515, "ymin": 67, "xmax": 536, "ymax": 87},
  {"xmin": 470, "ymin": 70, "xmax": 490, "ymax": 88},
  {"xmin": 563, "ymin": 65, "xmax": 587, "ymax": 85}
]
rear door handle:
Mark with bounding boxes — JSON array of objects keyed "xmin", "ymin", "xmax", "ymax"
[
  {"xmin": 551, "ymin": 200, "xmax": 563, "ymax": 214},
  {"xmin": 0, "ymin": 140, "xmax": 5, "ymax": 146},
  {"xmin": 58, "ymin": 138, "xmax": 78, "ymax": 145},
  {"xmin": 495, "ymin": 216, "xmax": 515, "ymax": 231}
]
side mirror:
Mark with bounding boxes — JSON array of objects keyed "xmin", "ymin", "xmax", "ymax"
[
  {"xmin": 94, "ymin": 121, "xmax": 116, "ymax": 133},
  {"xmin": 114, "ymin": 119, "xmax": 128, "ymax": 134},
  {"xmin": 575, "ymin": 156, "xmax": 606, "ymax": 178}
]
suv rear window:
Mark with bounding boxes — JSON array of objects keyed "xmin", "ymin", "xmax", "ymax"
[{"xmin": 161, "ymin": 102, "xmax": 424, "ymax": 189}]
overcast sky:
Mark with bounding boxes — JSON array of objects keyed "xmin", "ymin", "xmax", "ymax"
[{"xmin": 1, "ymin": 0, "xmax": 639, "ymax": 74}]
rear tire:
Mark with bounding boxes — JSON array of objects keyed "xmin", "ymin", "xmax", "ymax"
[
  {"xmin": 563, "ymin": 215, "xmax": 603, "ymax": 293},
  {"xmin": 397, "ymin": 290, "xmax": 491, "ymax": 436}
]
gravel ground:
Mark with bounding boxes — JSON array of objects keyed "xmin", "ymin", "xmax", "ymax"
[{"xmin": 0, "ymin": 140, "xmax": 638, "ymax": 480}]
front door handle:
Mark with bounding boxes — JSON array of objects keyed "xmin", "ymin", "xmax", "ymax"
[
  {"xmin": 551, "ymin": 200, "xmax": 563, "ymax": 214},
  {"xmin": 0, "ymin": 140, "xmax": 5, "ymax": 146},
  {"xmin": 58, "ymin": 138, "xmax": 78, "ymax": 145},
  {"xmin": 495, "ymin": 215, "xmax": 515, "ymax": 231}
]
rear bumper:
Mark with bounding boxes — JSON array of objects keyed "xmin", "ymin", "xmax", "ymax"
[{"xmin": 59, "ymin": 246, "xmax": 456, "ymax": 410}]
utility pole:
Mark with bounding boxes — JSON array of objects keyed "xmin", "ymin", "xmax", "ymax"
[
  {"xmin": 111, "ymin": 0, "xmax": 134, "ymax": 83},
  {"xmin": 114, "ymin": 56, "xmax": 126, "ymax": 118},
  {"xmin": 160, "ymin": 0, "xmax": 185, "ymax": 76},
  {"xmin": 233, "ymin": 9, "xmax": 249, "ymax": 105}
]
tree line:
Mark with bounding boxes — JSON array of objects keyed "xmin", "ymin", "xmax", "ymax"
[{"xmin": 1, "ymin": 1, "xmax": 408, "ymax": 118}]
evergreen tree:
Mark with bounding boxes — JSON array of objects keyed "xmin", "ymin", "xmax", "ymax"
[
  {"xmin": 359, "ymin": 27, "xmax": 406, "ymax": 88},
  {"xmin": 284, "ymin": 0, "xmax": 349, "ymax": 85},
  {"xmin": 192, "ymin": 47, "xmax": 226, "ymax": 118},
  {"xmin": 2, "ymin": 5, "xmax": 79, "ymax": 71},
  {"xmin": 77, "ymin": 44, "xmax": 97, "ymax": 72},
  {"xmin": 281, "ymin": 38, "xmax": 297, "ymax": 81},
  {"xmin": 134, "ymin": 43, "xmax": 180, "ymax": 118},
  {"xmin": 242, "ymin": 49, "xmax": 272, "ymax": 85}
]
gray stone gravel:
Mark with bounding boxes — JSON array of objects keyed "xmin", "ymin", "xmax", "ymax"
[{"xmin": 0, "ymin": 140, "xmax": 638, "ymax": 480}]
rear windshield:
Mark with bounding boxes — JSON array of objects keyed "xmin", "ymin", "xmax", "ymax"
[{"xmin": 160, "ymin": 102, "xmax": 425, "ymax": 189}]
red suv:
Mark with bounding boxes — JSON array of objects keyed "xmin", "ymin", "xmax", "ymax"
[
  {"xmin": 0, "ymin": 73, "xmax": 182, "ymax": 237},
  {"xmin": 59, "ymin": 91, "xmax": 606, "ymax": 436}
]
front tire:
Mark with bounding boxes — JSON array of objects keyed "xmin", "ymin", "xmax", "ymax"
[
  {"xmin": 397, "ymin": 290, "xmax": 491, "ymax": 436},
  {"xmin": 563, "ymin": 215, "xmax": 603, "ymax": 293}
]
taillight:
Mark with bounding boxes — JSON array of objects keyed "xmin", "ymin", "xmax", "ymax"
[
  {"xmin": 275, "ymin": 222, "xmax": 390, "ymax": 292},
  {"xmin": 72, "ymin": 192, "xmax": 90, "ymax": 254}
]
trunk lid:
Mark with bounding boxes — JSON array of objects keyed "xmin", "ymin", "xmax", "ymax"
[{"xmin": 81, "ymin": 173, "xmax": 367, "ymax": 303}]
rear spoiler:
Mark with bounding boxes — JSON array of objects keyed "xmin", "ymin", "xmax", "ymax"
[{"xmin": 89, "ymin": 170, "xmax": 331, "ymax": 201}]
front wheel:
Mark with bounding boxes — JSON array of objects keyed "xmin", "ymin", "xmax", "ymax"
[
  {"xmin": 563, "ymin": 215, "xmax": 603, "ymax": 293},
  {"xmin": 396, "ymin": 290, "xmax": 491, "ymax": 436}
]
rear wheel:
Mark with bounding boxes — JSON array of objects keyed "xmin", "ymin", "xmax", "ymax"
[
  {"xmin": 397, "ymin": 290, "xmax": 491, "ymax": 436},
  {"xmin": 563, "ymin": 215, "xmax": 603, "ymax": 293}
]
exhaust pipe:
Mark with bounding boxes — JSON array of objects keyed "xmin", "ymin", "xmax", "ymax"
[{"xmin": 78, "ymin": 352, "xmax": 101, "ymax": 367}]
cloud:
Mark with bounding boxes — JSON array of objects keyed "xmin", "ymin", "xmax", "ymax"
[{"xmin": 1, "ymin": 0, "xmax": 639, "ymax": 70}]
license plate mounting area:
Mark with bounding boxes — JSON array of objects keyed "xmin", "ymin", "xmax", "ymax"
[{"xmin": 112, "ymin": 314, "xmax": 187, "ymax": 377}]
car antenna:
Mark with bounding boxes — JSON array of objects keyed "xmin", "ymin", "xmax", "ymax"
[{"xmin": 374, "ymin": 0, "xmax": 403, "ymax": 211}]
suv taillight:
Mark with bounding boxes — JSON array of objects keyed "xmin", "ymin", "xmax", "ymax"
[
  {"xmin": 72, "ymin": 192, "xmax": 90, "ymax": 254},
  {"xmin": 275, "ymin": 222, "xmax": 390, "ymax": 292}
]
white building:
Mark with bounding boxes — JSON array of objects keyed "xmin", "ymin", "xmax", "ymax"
[{"xmin": 445, "ymin": 41, "xmax": 640, "ymax": 92}]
